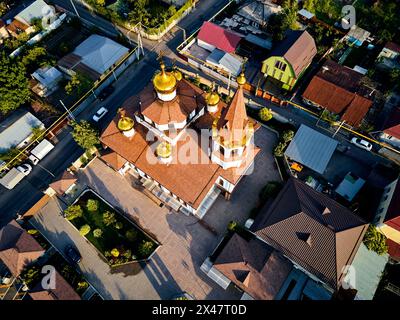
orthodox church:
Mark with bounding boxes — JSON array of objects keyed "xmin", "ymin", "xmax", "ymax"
[{"xmin": 100, "ymin": 59, "xmax": 260, "ymax": 218}]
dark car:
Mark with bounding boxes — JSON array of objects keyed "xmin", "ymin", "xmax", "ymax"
[
  {"xmin": 65, "ymin": 245, "xmax": 81, "ymax": 264},
  {"xmin": 98, "ymin": 86, "xmax": 115, "ymax": 101}
]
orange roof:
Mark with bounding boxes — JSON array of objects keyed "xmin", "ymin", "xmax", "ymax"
[
  {"xmin": 140, "ymin": 80, "xmax": 207, "ymax": 126},
  {"xmin": 101, "ymin": 151, "xmax": 128, "ymax": 171},
  {"xmin": 0, "ymin": 221, "xmax": 45, "ymax": 276},
  {"xmin": 6, "ymin": 19, "xmax": 29, "ymax": 34},
  {"xmin": 49, "ymin": 171, "xmax": 77, "ymax": 195}
]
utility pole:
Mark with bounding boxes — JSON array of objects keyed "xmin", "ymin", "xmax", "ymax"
[
  {"xmin": 70, "ymin": 0, "xmax": 80, "ymax": 18},
  {"xmin": 59, "ymin": 99, "xmax": 76, "ymax": 121},
  {"xmin": 333, "ymin": 120, "xmax": 346, "ymax": 138}
]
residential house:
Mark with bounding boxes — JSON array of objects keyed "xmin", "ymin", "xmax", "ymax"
[
  {"xmin": 0, "ymin": 220, "xmax": 45, "ymax": 277},
  {"xmin": 344, "ymin": 25, "xmax": 371, "ymax": 47},
  {"xmin": 48, "ymin": 170, "xmax": 77, "ymax": 197},
  {"xmin": 376, "ymin": 42, "xmax": 400, "ymax": 70},
  {"xmin": 0, "ymin": 110, "xmax": 44, "ymax": 153},
  {"xmin": 302, "ymin": 60, "xmax": 374, "ymax": 127},
  {"xmin": 261, "ymin": 30, "xmax": 317, "ymax": 91},
  {"xmin": 6, "ymin": 0, "xmax": 54, "ymax": 37},
  {"xmin": 100, "ymin": 61, "xmax": 259, "ymax": 219},
  {"xmin": 28, "ymin": 270, "xmax": 81, "ymax": 300},
  {"xmin": 373, "ymin": 177, "xmax": 400, "ymax": 261},
  {"xmin": 236, "ymin": 0, "xmax": 282, "ymax": 30},
  {"xmin": 58, "ymin": 34, "xmax": 130, "ymax": 81},
  {"xmin": 31, "ymin": 66, "xmax": 63, "ymax": 97},
  {"xmin": 379, "ymin": 107, "xmax": 400, "ymax": 148}
]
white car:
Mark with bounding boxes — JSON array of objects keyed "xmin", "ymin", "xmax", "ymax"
[
  {"xmin": 92, "ymin": 107, "xmax": 108, "ymax": 122},
  {"xmin": 16, "ymin": 163, "xmax": 33, "ymax": 176},
  {"xmin": 350, "ymin": 137, "xmax": 373, "ymax": 151}
]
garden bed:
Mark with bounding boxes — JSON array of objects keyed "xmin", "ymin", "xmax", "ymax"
[{"xmin": 66, "ymin": 189, "xmax": 159, "ymax": 265}]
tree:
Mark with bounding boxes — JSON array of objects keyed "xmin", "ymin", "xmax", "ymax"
[
  {"xmin": 114, "ymin": 222, "xmax": 123, "ymax": 230},
  {"xmin": 125, "ymin": 229, "xmax": 138, "ymax": 242},
  {"xmin": 93, "ymin": 228, "xmax": 103, "ymax": 238},
  {"xmin": 138, "ymin": 241, "xmax": 154, "ymax": 257},
  {"xmin": 64, "ymin": 205, "xmax": 83, "ymax": 221},
  {"xmin": 274, "ymin": 142, "xmax": 286, "ymax": 157},
  {"xmin": 111, "ymin": 248, "xmax": 120, "ymax": 257},
  {"xmin": 259, "ymin": 107, "xmax": 273, "ymax": 122},
  {"xmin": 86, "ymin": 199, "xmax": 99, "ymax": 212},
  {"xmin": 0, "ymin": 52, "xmax": 31, "ymax": 114},
  {"xmin": 80, "ymin": 224, "xmax": 91, "ymax": 236},
  {"xmin": 70, "ymin": 120, "xmax": 100, "ymax": 150},
  {"xmin": 363, "ymin": 225, "xmax": 388, "ymax": 255},
  {"xmin": 103, "ymin": 211, "xmax": 117, "ymax": 226},
  {"xmin": 303, "ymin": 0, "xmax": 316, "ymax": 13},
  {"xmin": 281, "ymin": 130, "xmax": 295, "ymax": 143},
  {"xmin": 65, "ymin": 72, "xmax": 92, "ymax": 95},
  {"xmin": 21, "ymin": 46, "xmax": 55, "ymax": 73}
]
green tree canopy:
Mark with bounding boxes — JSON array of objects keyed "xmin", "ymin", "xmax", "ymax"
[
  {"xmin": 363, "ymin": 225, "xmax": 388, "ymax": 256},
  {"xmin": 79, "ymin": 224, "xmax": 91, "ymax": 236},
  {"xmin": 71, "ymin": 120, "xmax": 100, "ymax": 150},
  {"xmin": 259, "ymin": 107, "xmax": 273, "ymax": 122},
  {"xmin": 64, "ymin": 205, "xmax": 83, "ymax": 221},
  {"xmin": 0, "ymin": 52, "xmax": 31, "ymax": 114}
]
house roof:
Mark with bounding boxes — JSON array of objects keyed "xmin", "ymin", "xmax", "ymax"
[
  {"xmin": 29, "ymin": 270, "xmax": 81, "ymax": 300},
  {"xmin": 251, "ymin": 178, "xmax": 368, "ymax": 290},
  {"xmin": 385, "ymin": 42, "xmax": 400, "ymax": 54},
  {"xmin": 6, "ymin": 19, "xmax": 30, "ymax": 34},
  {"xmin": 335, "ymin": 172, "xmax": 366, "ymax": 202},
  {"xmin": 32, "ymin": 66, "xmax": 63, "ymax": 87},
  {"xmin": 384, "ymin": 178, "xmax": 400, "ymax": 231},
  {"xmin": 383, "ymin": 107, "xmax": 400, "ymax": 139},
  {"xmin": 15, "ymin": 0, "xmax": 52, "ymax": 25},
  {"xmin": 0, "ymin": 110, "xmax": 43, "ymax": 152},
  {"xmin": 284, "ymin": 124, "xmax": 338, "ymax": 174},
  {"xmin": 347, "ymin": 25, "xmax": 370, "ymax": 44},
  {"xmin": 58, "ymin": 53, "xmax": 101, "ymax": 81},
  {"xmin": 206, "ymin": 49, "xmax": 243, "ymax": 76},
  {"xmin": 72, "ymin": 34, "xmax": 129, "ymax": 74},
  {"xmin": 197, "ymin": 21, "xmax": 242, "ymax": 53},
  {"xmin": 270, "ymin": 30, "xmax": 317, "ymax": 77},
  {"xmin": 302, "ymin": 61, "xmax": 373, "ymax": 127},
  {"xmin": 213, "ymin": 233, "xmax": 293, "ymax": 300},
  {"xmin": 101, "ymin": 151, "xmax": 127, "ymax": 171},
  {"xmin": 49, "ymin": 171, "xmax": 77, "ymax": 195},
  {"xmin": 0, "ymin": 220, "xmax": 45, "ymax": 276},
  {"xmin": 237, "ymin": 0, "xmax": 281, "ymax": 27}
]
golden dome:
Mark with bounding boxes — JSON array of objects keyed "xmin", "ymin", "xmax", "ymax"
[
  {"xmin": 117, "ymin": 109, "xmax": 134, "ymax": 132},
  {"xmin": 153, "ymin": 62, "xmax": 177, "ymax": 94},
  {"xmin": 205, "ymin": 91, "xmax": 220, "ymax": 106},
  {"xmin": 156, "ymin": 141, "xmax": 172, "ymax": 159},
  {"xmin": 236, "ymin": 71, "xmax": 246, "ymax": 86},
  {"xmin": 173, "ymin": 69, "xmax": 182, "ymax": 81}
]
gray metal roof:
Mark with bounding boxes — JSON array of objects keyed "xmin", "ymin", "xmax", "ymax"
[{"xmin": 285, "ymin": 125, "xmax": 338, "ymax": 174}]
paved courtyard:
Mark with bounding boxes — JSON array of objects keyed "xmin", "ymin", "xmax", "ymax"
[{"xmin": 30, "ymin": 127, "xmax": 279, "ymax": 300}]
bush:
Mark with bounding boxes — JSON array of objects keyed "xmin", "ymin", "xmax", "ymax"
[
  {"xmin": 122, "ymin": 249, "xmax": 132, "ymax": 259},
  {"xmin": 259, "ymin": 107, "xmax": 273, "ymax": 122},
  {"xmin": 86, "ymin": 199, "xmax": 99, "ymax": 212},
  {"xmin": 111, "ymin": 248, "xmax": 120, "ymax": 257},
  {"xmin": 27, "ymin": 229, "xmax": 38, "ymax": 235},
  {"xmin": 259, "ymin": 181, "xmax": 283, "ymax": 202},
  {"xmin": 125, "ymin": 229, "xmax": 138, "ymax": 242},
  {"xmin": 363, "ymin": 225, "xmax": 389, "ymax": 255},
  {"xmin": 227, "ymin": 221, "xmax": 238, "ymax": 231},
  {"xmin": 274, "ymin": 142, "xmax": 286, "ymax": 157},
  {"xmin": 103, "ymin": 211, "xmax": 117, "ymax": 226},
  {"xmin": 93, "ymin": 228, "xmax": 103, "ymax": 238},
  {"xmin": 138, "ymin": 241, "xmax": 154, "ymax": 257},
  {"xmin": 114, "ymin": 222, "xmax": 123, "ymax": 230},
  {"xmin": 79, "ymin": 224, "xmax": 91, "ymax": 236},
  {"xmin": 64, "ymin": 205, "xmax": 83, "ymax": 221},
  {"xmin": 281, "ymin": 130, "xmax": 295, "ymax": 143}
]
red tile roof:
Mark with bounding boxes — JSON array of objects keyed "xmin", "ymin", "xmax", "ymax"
[
  {"xmin": 0, "ymin": 221, "xmax": 45, "ymax": 276},
  {"xmin": 387, "ymin": 239, "xmax": 400, "ymax": 261},
  {"xmin": 383, "ymin": 107, "xmax": 400, "ymax": 139},
  {"xmin": 197, "ymin": 21, "xmax": 242, "ymax": 53},
  {"xmin": 384, "ymin": 179, "xmax": 400, "ymax": 231},
  {"xmin": 214, "ymin": 233, "xmax": 292, "ymax": 300},
  {"xmin": 302, "ymin": 61, "xmax": 373, "ymax": 127},
  {"xmin": 251, "ymin": 178, "xmax": 368, "ymax": 290},
  {"xmin": 101, "ymin": 151, "xmax": 127, "ymax": 171},
  {"xmin": 49, "ymin": 171, "xmax": 77, "ymax": 195},
  {"xmin": 385, "ymin": 42, "xmax": 400, "ymax": 54}
]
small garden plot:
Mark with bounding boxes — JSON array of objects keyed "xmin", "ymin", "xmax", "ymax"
[{"xmin": 65, "ymin": 189, "xmax": 158, "ymax": 265}]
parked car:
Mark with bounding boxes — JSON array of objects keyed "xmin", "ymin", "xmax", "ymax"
[
  {"xmin": 16, "ymin": 163, "xmax": 33, "ymax": 176},
  {"xmin": 350, "ymin": 137, "xmax": 373, "ymax": 151},
  {"xmin": 92, "ymin": 107, "xmax": 108, "ymax": 122},
  {"xmin": 98, "ymin": 86, "xmax": 115, "ymax": 101},
  {"xmin": 65, "ymin": 245, "xmax": 81, "ymax": 264}
]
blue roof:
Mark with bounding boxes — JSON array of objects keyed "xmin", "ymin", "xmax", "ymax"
[{"xmin": 285, "ymin": 125, "xmax": 338, "ymax": 174}]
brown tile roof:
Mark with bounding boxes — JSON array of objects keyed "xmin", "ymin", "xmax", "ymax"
[
  {"xmin": 23, "ymin": 194, "xmax": 50, "ymax": 218},
  {"xmin": 385, "ymin": 42, "xmax": 400, "ymax": 54},
  {"xmin": 271, "ymin": 30, "xmax": 317, "ymax": 77},
  {"xmin": 140, "ymin": 80, "xmax": 206, "ymax": 126},
  {"xmin": 58, "ymin": 53, "xmax": 101, "ymax": 81},
  {"xmin": 0, "ymin": 221, "xmax": 45, "ymax": 276},
  {"xmin": 29, "ymin": 270, "xmax": 81, "ymax": 300},
  {"xmin": 214, "ymin": 233, "xmax": 292, "ymax": 300},
  {"xmin": 49, "ymin": 171, "xmax": 77, "ymax": 195},
  {"xmin": 251, "ymin": 178, "xmax": 368, "ymax": 290},
  {"xmin": 101, "ymin": 150, "xmax": 127, "ymax": 171},
  {"xmin": 383, "ymin": 107, "xmax": 400, "ymax": 139},
  {"xmin": 384, "ymin": 178, "xmax": 400, "ymax": 231},
  {"xmin": 302, "ymin": 61, "xmax": 373, "ymax": 126},
  {"xmin": 6, "ymin": 19, "xmax": 29, "ymax": 34}
]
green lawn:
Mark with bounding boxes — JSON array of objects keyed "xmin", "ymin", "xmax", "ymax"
[{"xmin": 69, "ymin": 190, "xmax": 158, "ymax": 265}]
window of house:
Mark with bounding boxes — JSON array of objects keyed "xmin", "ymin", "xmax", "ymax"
[{"xmin": 275, "ymin": 60, "xmax": 287, "ymax": 71}]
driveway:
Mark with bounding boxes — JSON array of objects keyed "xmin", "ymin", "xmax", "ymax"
[{"xmin": 30, "ymin": 127, "xmax": 279, "ymax": 300}]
